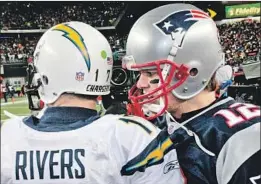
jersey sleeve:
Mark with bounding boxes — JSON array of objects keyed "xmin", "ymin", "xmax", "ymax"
[
  {"xmin": 1, "ymin": 118, "xmax": 22, "ymax": 184},
  {"xmin": 111, "ymin": 115, "xmax": 185, "ymax": 184},
  {"xmin": 216, "ymin": 123, "xmax": 261, "ymax": 184}
]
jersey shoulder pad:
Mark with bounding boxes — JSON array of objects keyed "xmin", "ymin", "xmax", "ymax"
[
  {"xmin": 1, "ymin": 116, "xmax": 25, "ymax": 141},
  {"xmin": 100, "ymin": 114, "xmax": 159, "ymax": 134}
]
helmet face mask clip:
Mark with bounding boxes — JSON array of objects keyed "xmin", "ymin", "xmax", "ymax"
[{"xmin": 25, "ymin": 63, "xmax": 42, "ymax": 111}]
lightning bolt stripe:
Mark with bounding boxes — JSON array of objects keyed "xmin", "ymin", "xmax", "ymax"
[
  {"xmin": 121, "ymin": 134, "xmax": 174, "ymax": 175},
  {"xmin": 127, "ymin": 138, "xmax": 173, "ymax": 170},
  {"xmin": 52, "ymin": 24, "xmax": 91, "ymax": 72}
]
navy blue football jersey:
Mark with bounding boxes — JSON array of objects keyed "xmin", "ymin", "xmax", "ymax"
[{"xmin": 121, "ymin": 97, "xmax": 261, "ymax": 184}]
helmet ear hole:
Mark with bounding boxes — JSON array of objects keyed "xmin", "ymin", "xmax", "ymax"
[
  {"xmin": 189, "ymin": 68, "xmax": 198, "ymax": 77},
  {"xmin": 42, "ymin": 75, "xmax": 49, "ymax": 85}
]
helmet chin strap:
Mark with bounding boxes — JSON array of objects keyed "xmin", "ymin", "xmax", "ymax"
[
  {"xmin": 151, "ymin": 47, "xmax": 176, "ymax": 116},
  {"xmin": 158, "ymin": 63, "xmax": 170, "ymax": 111},
  {"xmin": 165, "ymin": 111, "xmax": 215, "ymax": 157},
  {"xmin": 142, "ymin": 103, "xmax": 164, "ymax": 116}
]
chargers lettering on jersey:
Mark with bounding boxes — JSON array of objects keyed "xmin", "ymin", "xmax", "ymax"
[
  {"xmin": 15, "ymin": 149, "xmax": 85, "ymax": 180},
  {"xmin": 86, "ymin": 85, "xmax": 110, "ymax": 92}
]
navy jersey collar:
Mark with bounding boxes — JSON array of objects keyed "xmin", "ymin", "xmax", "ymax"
[
  {"xmin": 174, "ymin": 96, "xmax": 227, "ymax": 123},
  {"xmin": 23, "ymin": 107, "xmax": 100, "ymax": 132}
]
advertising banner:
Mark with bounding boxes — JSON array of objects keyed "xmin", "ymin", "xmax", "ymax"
[{"xmin": 225, "ymin": 3, "xmax": 260, "ymax": 18}]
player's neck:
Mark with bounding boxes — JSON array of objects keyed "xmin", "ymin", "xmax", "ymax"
[
  {"xmin": 173, "ymin": 91, "xmax": 216, "ymax": 118},
  {"xmin": 48, "ymin": 95, "xmax": 97, "ymax": 110}
]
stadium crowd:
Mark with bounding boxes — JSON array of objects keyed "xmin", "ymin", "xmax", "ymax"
[
  {"xmin": 0, "ymin": 2, "xmax": 260, "ymax": 71},
  {"xmin": 0, "ymin": 36, "xmax": 37, "ymax": 63},
  {"xmin": 0, "ymin": 2, "xmax": 125, "ymax": 29},
  {"xmin": 218, "ymin": 19, "xmax": 260, "ymax": 69},
  {"xmin": 0, "ymin": 33, "xmax": 128, "ymax": 63}
]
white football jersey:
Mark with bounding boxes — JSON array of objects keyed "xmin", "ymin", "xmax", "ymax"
[{"xmin": 1, "ymin": 114, "xmax": 185, "ymax": 184}]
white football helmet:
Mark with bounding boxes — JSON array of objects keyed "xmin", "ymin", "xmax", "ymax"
[{"xmin": 28, "ymin": 21, "xmax": 113, "ymax": 104}]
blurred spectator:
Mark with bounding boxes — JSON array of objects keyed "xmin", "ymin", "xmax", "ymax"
[
  {"xmin": 106, "ymin": 33, "xmax": 128, "ymax": 52},
  {"xmin": 0, "ymin": 76, "xmax": 8, "ymax": 102},
  {"xmin": 0, "ymin": 36, "xmax": 38, "ymax": 63}
]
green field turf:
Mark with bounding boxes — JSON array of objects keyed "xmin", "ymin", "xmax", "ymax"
[
  {"xmin": 1, "ymin": 97, "xmax": 30, "ymax": 121},
  {"xmin": 1, "ymin": 96, "xmax": 104, "ymax": 122}
]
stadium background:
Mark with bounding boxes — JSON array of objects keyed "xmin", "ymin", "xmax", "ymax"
[{"xmin": 0, "ymin": 1, "xmax": 260, "ymax": 121}]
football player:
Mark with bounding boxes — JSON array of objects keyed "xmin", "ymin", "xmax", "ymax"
[
  {"xmin": 1, "ymin": 22, "xmax": 185, "ymax": 184},
  {"xmin": 122, "ymin": 4, "xmax": 261, "ymax": 184}
]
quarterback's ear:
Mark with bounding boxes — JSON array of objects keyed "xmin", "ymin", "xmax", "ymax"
[{"xmin": 205, "ymin": 73, "xmax": 218, "ymax": 92}]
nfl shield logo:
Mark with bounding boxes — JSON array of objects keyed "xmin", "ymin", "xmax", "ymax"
[
  {"xmin": 75, "ymin": 72, "xmax": 85, "ymax": 81},
  {"xmin": 107, "ymin": 57, "xmax": 113, "ymax": 65}
]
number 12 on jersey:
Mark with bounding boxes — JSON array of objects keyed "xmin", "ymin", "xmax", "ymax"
[{"xmin": 214, "ymin": 103, "xmax": 260, "ymax": 128}]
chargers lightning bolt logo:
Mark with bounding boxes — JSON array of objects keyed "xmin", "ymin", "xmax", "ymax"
[
  {"xmin": 121, "ymin": 131, "xmax": 174, "ymax": 176},
  {"xmin": 52, "ymin": 24, "xmax": 91, "ymax": 72}
]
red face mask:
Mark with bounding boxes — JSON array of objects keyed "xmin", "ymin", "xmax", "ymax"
[{"xmin": 127, "ymin": 59, "xmax": 189, "ymax": 120}]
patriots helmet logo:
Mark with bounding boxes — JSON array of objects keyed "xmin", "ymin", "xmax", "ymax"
[{"xmin": 154, "ymin": 9, "xmax": 210, "ymax": 48}]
